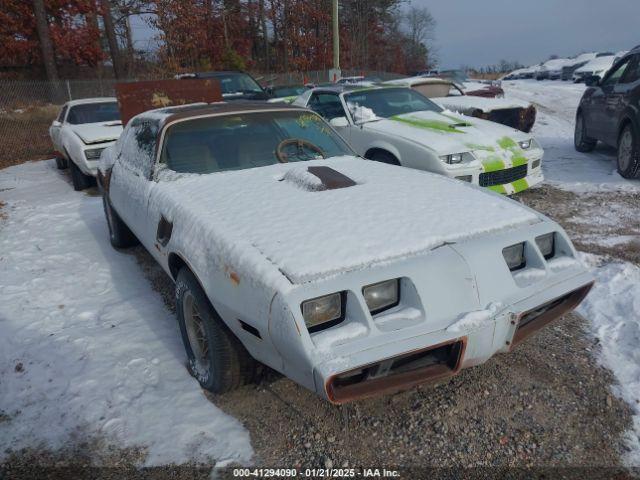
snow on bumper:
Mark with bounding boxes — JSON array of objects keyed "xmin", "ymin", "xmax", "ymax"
[{"xmin": 267, "ymin": 220, "xmax": 593, "ymax": 403}]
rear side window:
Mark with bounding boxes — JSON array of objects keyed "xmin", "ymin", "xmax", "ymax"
[
  {"xmin": 308, "ymin": 93, "xmax": 346, "ymax": 121},
  {"xmin": 57, "ymin": 106, "xmax": 67, "ymax": 122},
  {"xmin": 118, "ymin": 118, "xmax": 159, "ymax": 177}
]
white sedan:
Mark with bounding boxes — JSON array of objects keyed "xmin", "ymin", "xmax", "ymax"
[
  {"xmin": 98, "ymin": 101, "xmax": 592, "ymax": 403},
  {"xmin": 49, "ymin": 97, "xmax": 122, "ymax": 190},
  {"xmin": 294, "ymin": 85, "xmax": 544, "ymax": 195}
]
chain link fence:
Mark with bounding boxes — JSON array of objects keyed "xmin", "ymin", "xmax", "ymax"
[{"xmin": 0, "ymin": 70, "xmax": 405, "ymax": 168}]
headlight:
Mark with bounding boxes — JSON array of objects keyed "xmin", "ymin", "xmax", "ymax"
[
  {"xmin": 302, "ymin": 293, "xmax": 343, "ymax": 332},
  {"xmin": 85, "ymin": 147, "xmax": 105, "ymax": 161},
  {"xmin": 362, "ymin": 279, "xmax": 399, "ymax": 314},
  {"xmin": 518, "ymin": 139, "xmax": 532, "ymax": 150},
  {"xmin": 440, "ymin": 152, "xmax": 473, "ymax": 165},
  {"xmin": 455, "ymin": 175, "xmax": 472, "ymax": 182},
  {"xmin": 503, "ymin": 243, "xmax": 526, "ymax": 271},
  {"xmin": 536, "ymin": 233, "xmax": 555, "ymax": 259}
]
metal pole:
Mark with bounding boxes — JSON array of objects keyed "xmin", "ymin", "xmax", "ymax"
[{"xmin": 330, "ymin": 0, "xmax": 341, "ymax": 82}]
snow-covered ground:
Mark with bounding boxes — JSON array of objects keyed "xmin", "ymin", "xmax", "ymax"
[
  {"xmin": 503, "ymin": 80, "xmax": 640, "ymax": 193},
  {"xmin": 0, "ymin": 161, "xmax": 253, "ymax": 466}
]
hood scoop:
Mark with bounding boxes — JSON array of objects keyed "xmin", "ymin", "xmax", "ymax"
[{"xmin": 281, "ymin": 166, "xmax": 356, "ymax": 192}]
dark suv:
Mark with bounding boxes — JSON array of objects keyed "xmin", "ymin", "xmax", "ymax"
[{"xmin": 575, "ymin": 46, "xmax": 640, "ymax": 179}]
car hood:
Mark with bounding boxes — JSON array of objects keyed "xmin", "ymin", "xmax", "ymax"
[
  {"xmin": 155, "ymin": 157, "xmax": 540, "ymax": 286},
  {"xmin": 71, "ymin": 122, "xmax": 123, "ymax": 145},
  {"xmin": 362, "ymin": 110, "xmax": 530, "ymax": 155}
]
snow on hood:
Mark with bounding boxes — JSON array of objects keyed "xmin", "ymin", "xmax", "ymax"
[
  {"xmin": 362, "ymin": 110, "xmax": 529, "ymax": 155},
  {"xmin": 155, "ymin": 157, "xmax": 539, "ymax": 285},
  {"xmin": 71, "ymin": 122, "xmax": 123, "ymax": 145},
  {"xmin": 575, "ymin": 56, "xmax": 616, "ymax": 74},
  {"xmin": 432, "ymin": 96, "xmax": 530, "ymax": 113}
]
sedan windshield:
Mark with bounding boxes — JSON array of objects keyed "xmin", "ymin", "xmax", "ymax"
[
  {"xmin": 213, "ymin": 73, "xmax": 264, "ymax": 95},
  {"xmin": 160, "ymin": 111, "xmax": 353, "ymax": 174},
  {"xmin": 66, "ymin": 102, "xmax": 120, "ymax": 125},
  {"xmin": 344, "ymin": 87, "xmax": 442, "ymax": 122}
]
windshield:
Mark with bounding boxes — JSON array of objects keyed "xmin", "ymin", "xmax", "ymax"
[
  {"xmin": 272, "ymin": 86, "xmax": 307, "ymax": 97},
  {"xmin": 160, "ymin": 110, "xmax": 353, "ymax": 174},
  {"xmin": 211, "ymin": 73, "xmax": 264, "ymax": 95},
  {"xmin": 344, "ymin": 88, "xmax": 442, "ymax": 121},
  {"xmin": 66, "ymin": 102, "xmax": 120, "ymax": 125}
]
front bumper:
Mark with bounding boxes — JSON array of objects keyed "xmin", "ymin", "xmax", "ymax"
[{"xmin": 315, "ymin": 277, "xmax": 593, "ymax": 404}]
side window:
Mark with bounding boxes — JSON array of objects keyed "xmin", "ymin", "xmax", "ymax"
[
  {"xmin": 57, "ymin": 106, "xmax": 67, "ymax": 123},
  {"xmin": 620, "ymin": 55, "xmax": 640, "ymax": 84},
  {"xmin": 118, "ymin": 118, "xmax": 159, "ymax": 178},
  {"xmin": 308, "ymin": 93, "xmax": 346, "ymax": 121},
  {"xmin": 601, "ymin": 58, "xmax": 631, "ymax": 87}
]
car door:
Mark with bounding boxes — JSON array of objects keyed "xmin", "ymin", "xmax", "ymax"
[
  {"xmin": 610, "ymin": 54, "xmax": 640, "ymax": 144},
  {"xmin": 307, "ymin": 92, "xmax": 352, "ymax": 142},
  {"xmin": 50, "ymin": 105, "xmax": 67, "ymax": 152},
  {"xmin": 109, "ymin": 118, "xmax": 160, "ymax": 251},
  {"xmin": 593, "ymin": 56, "xmax": 633, "ymax": 144}
]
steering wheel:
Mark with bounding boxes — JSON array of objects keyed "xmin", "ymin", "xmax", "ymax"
[{"xmin": 276, "ymin": 138, "xmax": 325, "ymax": 163}]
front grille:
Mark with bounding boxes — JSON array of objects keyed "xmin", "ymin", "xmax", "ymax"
[{"xmin": 480, "ymin": 164, "xmax": 528, "ymax": 187}]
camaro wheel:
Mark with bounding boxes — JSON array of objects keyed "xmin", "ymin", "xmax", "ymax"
[
  {"xmin": 176, "ymin": 268, "xmax": 255, "ymax": 393},
  {"xmin": 366, "ymin": 150, "xmax": 401, "ymax": 166},
  {"xmin": 617, "ymin": 124, "xmax": 640, "ymax": 179},
  {"xmin": 102, "ymin": 193, "xmax": 138, "ymax": 248},
  {"xmin": 69, "ymin": 161, "xmax": 93, "ymax": 191},
  {"xmin": 55, "ymin": 156, "xmax": 68, "ymax": 170},
  {"xmin": 574, "ymin": 112, "xmax": 597, "ymax": 152}
]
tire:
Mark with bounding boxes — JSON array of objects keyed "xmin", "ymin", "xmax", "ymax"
[
  {"xmin": 366, "ymin": 150, "xmax": 401, "ymax": 166},
  {"xmin": 176, "ymin": 268, "xmax": 256, "ymax": 393},
  {"xmin": 617, "ymin": 124, "xmax": 640, "ymax": 179},
  {"xmin": 55, "ymin": 156, "xmax": 68, "ymax": 170},
  {"xmin": 574, "ymin": 112, "xmax": 597, "ymax": 152},
  {"xmin": 102, "ymin": 192, "xmax": 138, "ymax": 248},
  {"xmin": 70, "ymin": 161, "xmax": 92, "ymax": 191}
]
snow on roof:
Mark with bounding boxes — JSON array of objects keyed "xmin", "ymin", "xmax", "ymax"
[
  {"xmin": 66, "ymin": 97, "xmax": 117, "ymax": 107},
  {"xmin": 155, "ymin": 157, "xmax": 540, "ymax": 286},
  {"xmin": 575, "ymin": 55, "xmax": 617, "ymax": 73}
]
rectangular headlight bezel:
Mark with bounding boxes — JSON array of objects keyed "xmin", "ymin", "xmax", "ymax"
[
  {"xmin": 84, "ymin": 147, "xmax": 105, "ymax": 161},
  {"xmin": 535, "ymin": 232, "xmax": 555, "ymax": 260},
  {"xmin": 301, "ymin": 292, "xmax": 345, "ymax": 333},
  {"xmin": 362, "ymin": 279, "xmax": 400, "ymax": 315},
  {"xmin": 502, "ymin": 242, "xmax": 526, "ymax": 271},
  {"xmin": 519, "ymin": 139, "xmax": 532, "ymax": 150}
]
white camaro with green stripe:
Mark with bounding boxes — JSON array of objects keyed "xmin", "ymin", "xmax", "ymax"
[{"xmin": 294, "ymin": 85, "xmax": 544, "ymax": 194}]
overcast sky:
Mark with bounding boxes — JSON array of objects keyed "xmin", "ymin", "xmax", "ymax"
[{"xmin": 412, "ymin": 0, "xmax": 640, "ymax": 68}]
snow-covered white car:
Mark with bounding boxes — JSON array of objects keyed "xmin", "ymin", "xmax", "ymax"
[
  {"xmin": 49, "ymin": 97, "xmax": 122, "ymax": 190},
  {"xmin": 294, "ymin": 85, "xmax": 544, "ymax": 194},
  {"xmin": 573, "ymin": 56, "xmax": 617, "ymax": 83},
  {"xmin": 98, "ymin": 101, "xmax": 593, "ymax": 403},
  {"xmin": 384, "ymin": 77, "xmax": 537, "ymax": 133}
]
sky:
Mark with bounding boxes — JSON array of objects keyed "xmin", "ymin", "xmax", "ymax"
[
  {"xmin": 131, "ymin": 0, "xmax": 640, "ymax": 70},
  {"xmin": 416, "ymin": 0, "xmax": 640, "ymax": 69}
]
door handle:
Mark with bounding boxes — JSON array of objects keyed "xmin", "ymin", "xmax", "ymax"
[{"xmin": 156, "ymin": 215, "xmax": 173, "ymax": 247}]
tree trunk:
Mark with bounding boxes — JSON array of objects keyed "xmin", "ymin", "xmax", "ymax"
[
  {"xmin": 32, "ymin": 0, "xmax": 58, "ymax": 81},
  {"xmin": 100, "ymin": 0, "xmax": 125, "ymax": 78},
  {"xmin": 258, "ymin": 0, "xmax": 269, "ymax": 71}
]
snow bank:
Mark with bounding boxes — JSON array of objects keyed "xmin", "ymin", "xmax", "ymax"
[
  {"xmin": 578, "ymin": 254, "xmax": 640, "ymax": 465},
  {"xmin": 0, "ymin": 161, "xmax": 253, "ymax": 466}
]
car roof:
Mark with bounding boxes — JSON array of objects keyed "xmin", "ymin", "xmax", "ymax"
[{"xmin": 65, "ymin": 97, "xmax": 117, "ymax": 107}]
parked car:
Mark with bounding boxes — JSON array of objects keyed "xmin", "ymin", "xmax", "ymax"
[
  {"xmin": 294, "ymin": 85, "xmax": 544, "ymax": 194},
  {"xmin": 573, "ymin": 56, "xmax": 617, "ymax": 83},
  {"xmin": 49, "ymin": 97, "xmax": 122, "ymax": 190},
  {"xmin": 177, "ymin": 71, "xmax": 269, "ymax": 100},
  {"xmin": 98, "ymin": 100, "xmax": 593, "ymax": 403},
  {"xmin": 266, "ymin": 84, "xmax": 309, "ymax": 103},
  {"xmin": 535, "ymin": 59, "xmax": 574, "ymax": 81},
  {"xmin": 575, "ymin": 48, "xmax": 640, "ymax": 179},
  {"xmin": 384, "ymin": 77, "xmax": 536, "ymax": 132}
]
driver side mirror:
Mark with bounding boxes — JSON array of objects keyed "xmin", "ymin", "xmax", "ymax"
[
  {"xmin": 52, "ymin": 120, "xmax": 62, "ymax": 127},
  {"xmin": 585, "ymin": 75, "xmax": 601, "ymax": 87},
  {"xmin": 329, "ymin": 116, "xmax": 349, "ymax": 128}
]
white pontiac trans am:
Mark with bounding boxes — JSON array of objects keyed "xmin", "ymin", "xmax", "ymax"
[
  {"xmin": 49, "ymin": 97, "xmax": 123, "ymax": 190},
  {"xmin": 294, "ymin": 85, "xmax": 544, "ymax": 195},
  {"xmin": 98, "ymin": 102, "xmax": 592, "ymax": 403}
]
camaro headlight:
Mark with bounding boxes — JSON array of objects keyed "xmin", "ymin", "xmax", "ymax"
[
  {"xmin": 362, "ymin": 279, "xmax": 399, "ymax": 314},
  {"xmin": 536, "ymin": 233, "xmax": 555, "ymax": 259},
  {"xmin": 84, "ymin": 147, "xmax": 105, "ymax": 161},
  {"xmin": 503, "ymin": 243, "xmax": 526, "ymax": 271},
  {"xmin": 440, "ymin": 153, "xmax": 463, "ymax": 164},
  {"xmin": 519, "ymin": 139, "xmax": 532, "ymax": 150},
  {"xmin": 302, "ymin": 293, "xmax": 343, "ymax": 332}
]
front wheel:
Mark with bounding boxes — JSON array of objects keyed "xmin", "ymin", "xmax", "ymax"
[
  {"xmin": 617, "ymin": 124, "xmax": 640, "ymax": 179},
  {"xmin": 69, "ymin": 161, "xmax": 92, "ymax": 191},
  {"xmin": 55, "ymin": 156, "xmax": 68, "ymax": 170},
  {"xmin": 176, "ymin": 268, "xmax": 256, "ymax": 394},
  {"xmin": 574, "ymin": 112, "xmax": 597, "ymax": 152},
  {"xmin": 102, "ymin": 193, "xmax": 138, "ymax": 248}
]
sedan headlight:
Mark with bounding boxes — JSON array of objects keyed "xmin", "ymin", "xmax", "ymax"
[
  {"xmin": 440, "ymin": 152, "xmax": 474, "ymax": 165},
  {"xmin": 503, "ymin": 243, "xmax": 526, "ymax": 271},
  {"xmin": 518, "ymin": 139, "xmax": 532, "ymax": 150},
  {"xmin": 536, "ymin": 233, "xmax": 555, "ymax": 259},
  {"xmin": 302, "ymin": 293, "xmax": 343, "ymax": 332},
  {"xmin": 85, "ymin": 147, "xmax": 106, "ymax": 161},
  {"xmin": 362, "ymin": 279, "xmax": 399, "ymax": 314}
]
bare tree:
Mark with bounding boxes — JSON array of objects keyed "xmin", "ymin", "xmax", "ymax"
[
  {"xmin": 32, "ymin": 0, "xmax": 59, "ymax": 81},
  {"xmin": 403, "ymin": 5, "xmax": 436, "ymax": 70},
  {"xmin": 101, "ymin": 0, "xmax": 126, "ymax": 78}
]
